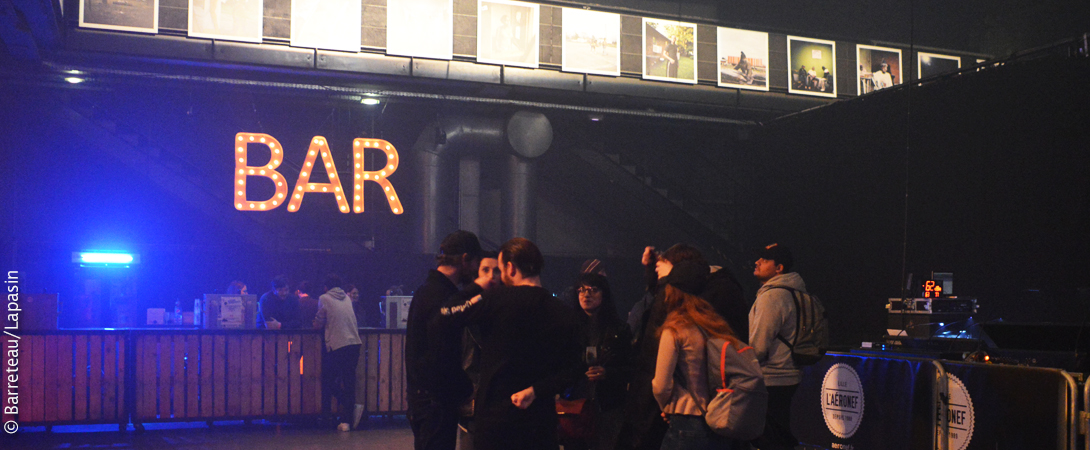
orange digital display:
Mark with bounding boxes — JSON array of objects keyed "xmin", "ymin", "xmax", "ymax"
[{"xmin": 923, "ymin": 280, "xmax": 943, "ymax": 298}]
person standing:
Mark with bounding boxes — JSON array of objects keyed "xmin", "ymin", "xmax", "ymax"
[
  {"xmin": 457, "ymin": 250, "xmax": 502, "ymax": 450},
  {"xmin": 749, "ymin": 243, "xmax": 805, "ymax": 450},
  {"xmin": 407, "ymin": 230, "xmax": 483, "ymax": 450},
  {"xmin": 313, "ymin": 274, "xmax": 362, "ymax": 432},
  {"xmin": 568, "ymin": 272, "xmax": 632, "ymax": 450},
  {"xmin": 653, "ymin": 284, "xmax": 739, "ymax": 450},
  {"xmin": 438, "ymin": 237, "xmax": 582, "ymax": 450}
]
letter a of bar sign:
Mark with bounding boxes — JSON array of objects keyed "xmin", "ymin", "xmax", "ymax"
[{"xmin": 233, "ymin": 133, "xmax": 404, "ymax": 214}]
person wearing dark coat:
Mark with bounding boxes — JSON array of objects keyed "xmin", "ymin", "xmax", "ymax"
[
  {"xmin": 565, "ymin": 272, "xmax": 633, "ymax": 450},
  {"xmin": 619, "ymin": 244, "xmax": 749, "ymax": 450},
  {"xmin": 406, "ymin": 230, "xmax": 483, "ymax": 450},
  {"xmin": 438, "ymin": 238, "xmax": 582, "ymax": 450}
]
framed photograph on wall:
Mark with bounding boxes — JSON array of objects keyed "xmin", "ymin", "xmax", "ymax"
[
  {"xmin": 787, "ymin": 36, "xmax": 836, "ymax": 98},
  {"xmin": 642, "ymin": 18, "xmax": 697, "ymax": 84},
  {"xmin": 188, "ymin": 0, "xmax": 263, "ymax": 42},
  {"xmin": 918, "ymin": 52, "xmax": 961, "ymax": 79},
  {"xmin": 561, "ymin": 8, "xmax": 620, "ymax": 76},
  {"xmin": 857, "ymin": 44, "xmax": 902, "ymax": 94},
  {"xmin": 387, "ymin": 0, "xmax": 453, "ymax": 60},
  {"xmin": 79, "ymin": 0, "xmax": 158, "ymax": 33},
  {"xmin": 290, "ymin": 0, "xmax": 362, "ymax": 53},
  {"xmin": 477, "ymin": 0, "xmax": 539, "ymax": 68},
  {"xmin": 717, "ymin": 27, "xmax": 768, "ymax": 91}
]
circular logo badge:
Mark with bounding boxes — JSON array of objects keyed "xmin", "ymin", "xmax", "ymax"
[
  {"xmin": 937, "ymin": 374, "xmax": 975, "ymax": 450},
  {"xmin": 821, "ymin": 363, "xmax": 865, "ymax": 438}
]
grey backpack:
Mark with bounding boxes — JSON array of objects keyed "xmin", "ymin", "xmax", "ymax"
[
  {"xmin": 698, "ymin": 328, "xmax": 768, "ymax": 440},
  {"xmin": 770, "ymin": 286, "xmax": 829, "ymax": 366}
]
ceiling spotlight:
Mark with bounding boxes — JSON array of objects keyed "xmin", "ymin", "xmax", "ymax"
[
  {"xmin": 65, "ymin": 77, "xmax": 85, "ymax": 84},
  {"xmin": 361, "ymin": 98, "xmax": 381, "ymax": 106},
  {"xmin": 588, "ymin": 114, "xmax": 604, "ymax": 122}
]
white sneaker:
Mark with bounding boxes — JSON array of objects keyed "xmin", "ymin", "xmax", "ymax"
[
  {"xmin": 353, "ymin": 404, "xmax": 364, "ymax": 429},
  {"xmin": 337, "ymin": 422, "xmax": 350, "ymax": 432}
]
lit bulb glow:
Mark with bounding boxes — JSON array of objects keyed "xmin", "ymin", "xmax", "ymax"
[
  {"xmin": 234, "ymin": 132, "xmax": 289, "ymax": 212},
  {"xmin": 351, "ymin": 138, "xmax": 404, "ymax": 214},
  {"xmin": 286, "ymin": 135, "xmax": 350, "ymax": 214}
]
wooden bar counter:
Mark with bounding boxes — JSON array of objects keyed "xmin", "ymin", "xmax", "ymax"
[{"xmin": 5, "ymin": 328, "xmax": 407, "ymax": 429}]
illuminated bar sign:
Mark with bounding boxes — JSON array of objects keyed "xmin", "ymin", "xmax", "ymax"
[{"xmin": 233, "ymin": 133, "xmax": 404, "ymax": 214}]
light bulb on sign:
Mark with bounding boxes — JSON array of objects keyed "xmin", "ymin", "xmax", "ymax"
[
  {"xmin": 350, "ymin": 138, "xmax": 404, "ymax": 214},
  {"xmin": 233, "ymin": 132, "xmax": 289, "ymax": 211},
  {"xmin": 285, "ymin": 135, "xmax": 351, "ymax": 213}
]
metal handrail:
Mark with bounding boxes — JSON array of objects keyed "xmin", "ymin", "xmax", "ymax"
[{"xmin": 1060, "ymin": 371, "xmax": 1077, "ymax": 450}]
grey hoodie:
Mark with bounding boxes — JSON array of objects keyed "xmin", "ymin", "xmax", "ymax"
[
  {"xmin": 748, "ymin": 272, "xmax": 807, "ymax": 386},
  {"xmin": 314, "ymin": 287, "xmax": 362, "ymax": 351}
]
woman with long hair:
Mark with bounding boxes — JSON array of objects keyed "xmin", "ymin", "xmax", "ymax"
[
  {"xmin": 652, "ymin": 282, "xmax": 739, "ymax": 450},
  {"xmin": 564, "ymin": 272, "xmax": 632, "ymax": 450}
]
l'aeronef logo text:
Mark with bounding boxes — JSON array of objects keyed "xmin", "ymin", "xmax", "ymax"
[
  {"xmin": 937, "ymin": 374, "xmax": 975, "ymax": 450},
  {"xmin": 821, "ymin": 363, "xmax": 864, "ymax": 439}
]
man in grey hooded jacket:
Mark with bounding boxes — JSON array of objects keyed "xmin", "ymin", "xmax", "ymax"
[
  {"xmin": 748, "ymin": 243, "xmax": 804, "ymax": 450},
  {"xmin": 314, "ymin": 273, "xmax": 362, "ymax": 431}
]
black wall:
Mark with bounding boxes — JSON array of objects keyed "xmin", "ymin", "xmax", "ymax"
[{"xmin": 746, "ymin": 57, "xmax": 1090, "ymax": 346}]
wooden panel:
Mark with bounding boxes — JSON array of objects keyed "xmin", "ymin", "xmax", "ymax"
[
  {"xmin": 263, "ymin": 335, "xmax": 275, "ymax": 415},
  {"xmin": 102, "ymin": 335, "xmax": 117, "ymax": 420},
  {"xmin": 171, "ymin": 335, "xmax": 186, "ymax": 418},
  {"xmin": 199, "ymin": 335, "xmax": 214, "ymax": 417},
  {"xmin": 378, "ymin": 333, "xmax": 391, "ymax": 412},
  {"xmin": 365, "ymin": 334, "xmax": 379, "ymax": 412},
  {"xmin": 227, "ymin": 335, "xmax": 241, "ymax": 416},
  {"xmin": 213, "ymin": 335, "xmax": 226, "ymax": 417},
  {"xmin": 276, "ymin": 334, "xmax": 289, "ymax": 415},
  {"xmin": 31, "ymin": 335, "xmax": 44, "ymax": 422},
  {"xmin": 55, "ymin": 333, "xmax": 73, "ymax": 420},
  {"xmin": 116, "ymin": 334, "xmax": 126, "ymax": 423},
  {"xmin": 135, "ymin": 336, "xmax": 148, "ymax": 419},
  {"xmin": 250, "ymin": 335, "xmax": 262, "ymax": 415},
  {"xmin": 73, "ymin": 334, "xmax": 88, "ymax": 420},
  {"xmin": 289, "ymin": 335, "xmax": 302, "ymax": 415},
  {"xmin": 300, "ymin": 334, "xmax": 319, "ymax": 414},
  {"xmin": 87, "ymin": 334, "xmax": 102, "ymax": 420},
  {"xmin": 239, "ymin": 335, "xmax": 251, "ymax": 416},
  {"xmin": 354, "ymin": 342, "xmax": 367, "ymax": 411},
  {"xmin": 157, "ymin": 336, "xmax": 170, "ymax": 419},
  {"xmin": 390, "ymin": 333, "xmax": 405, "ymax": 411},
  {"xmin": 186, "ymin": 335, "xmax": 199, "ymax": 418},
  {"xmin": 44, "ymin": 335, "xmax": 57, "ymax": 421}
]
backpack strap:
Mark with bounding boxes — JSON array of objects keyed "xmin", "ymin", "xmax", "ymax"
[{"xmin": 765, "ymin": 286, "xmax": 804, "ymax": 352}]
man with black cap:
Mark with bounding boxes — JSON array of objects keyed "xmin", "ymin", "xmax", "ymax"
[
  {"xmin": 749, "ymin": 243, "xmax": 806, "ymax": 450},
  {"xmin": 407, "ymin": 230, "xmax": 483, "ymax": 450}
]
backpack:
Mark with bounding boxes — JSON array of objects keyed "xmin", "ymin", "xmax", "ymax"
[
  {"xmin": 769, "ymin": 286, "xmax": 829, "ymax": 366},
  {"xmin": 691, "ymin": 328, "xmax": 768, "ymax": 440}
]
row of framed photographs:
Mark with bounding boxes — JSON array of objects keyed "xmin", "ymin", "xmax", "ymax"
[{"xmin": 79, "ymin": 0, "xmax": 964, "ymax": 97}]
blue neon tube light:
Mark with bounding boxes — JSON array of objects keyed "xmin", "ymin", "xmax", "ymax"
[{"xmin": 79, "ymin": 252, "xmax": 135, "ymax": 264}]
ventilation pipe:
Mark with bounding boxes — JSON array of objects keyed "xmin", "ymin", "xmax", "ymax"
[{"xmin": 414, "ymin": 111, "xmax": 553, "ymax": 253}]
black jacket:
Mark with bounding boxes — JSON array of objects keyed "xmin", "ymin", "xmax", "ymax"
[
  {"xmin": 405, "ymin": 270, "xmax": 473, "ymax": 405},
  {"xmin": 571, "ymin": 313, "xmax": 633, "ymax": 411},
  {"xmin": 439, "ymin": 284, "xmax": 583, "ymax": 450}
]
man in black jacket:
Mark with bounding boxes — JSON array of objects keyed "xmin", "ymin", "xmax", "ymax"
[
  {"xmin": 407, "ymin": 230, "xmax": 483, "ymax": 450},
  {"xmin": 439, "ymin": 238, "xmax": 582, "ymax": 450}
]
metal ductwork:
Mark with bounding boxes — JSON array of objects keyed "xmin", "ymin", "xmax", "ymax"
[{"xmin": 414, "ymin": 111, "xmax": 553, "ymax": 253}]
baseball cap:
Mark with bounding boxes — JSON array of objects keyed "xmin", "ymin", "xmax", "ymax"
[
  {"xmin": 757, "ymin": 243, "xmax": 794, "ymax": 272},
  {"xmin": 439, "ymin": 230, "xmax": 483, "ymax": 260}
]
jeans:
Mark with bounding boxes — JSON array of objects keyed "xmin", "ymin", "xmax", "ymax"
[
  {"xmin": 660, "ymin": 415, "xmax": 710, "ymax": 450},
  {"xmin": 321, "ymin": 344, "xmax": 360, "ymax": 426}
]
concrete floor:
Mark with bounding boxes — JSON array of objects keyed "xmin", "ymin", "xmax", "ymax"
[{"xmin": 1, "ymin": 416, "xmax": 413, "ymax": 450}]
